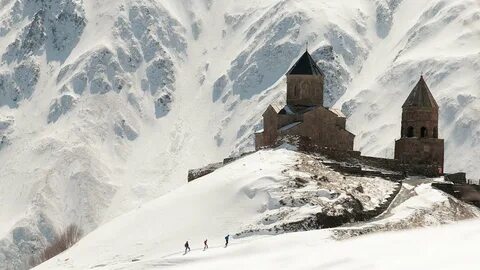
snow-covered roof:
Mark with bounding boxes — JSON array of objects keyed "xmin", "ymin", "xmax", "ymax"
[
  {"xmin": 279, "ymin": 105, "xmax": 317, "ymax": 115},
  {"xmin": 283, "ymin": 105, "xmax": 294, "ymax": 114},
  {"xmin": 266, "ymin": 99, "xmax": 285, "ymax": 113},
  {"xmin": 278, "ymin": 121, "xmax": 302, "ymax": 132},
  {"xmin": 270, "ymin": 103, "xmax": 283, "ymax": 113},
  {"xmin": 329, "ymin": 108, "xmax": 345, "ymax": 118}
]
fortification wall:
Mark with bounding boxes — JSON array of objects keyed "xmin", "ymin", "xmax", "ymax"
[
  {"xmin": 432, "ymin": 182, "xmax": 480, "ymax": 208},
  {"xmin": 187, "ymin": 162, "xmax": 223, "ymax": 182},
  {"xmin": 188, "ymin": 151, "xmax": 256, "ymax": 182},
  {"xmin": 296, "ymin": 136, "xmax": 442, "ymax": 177}
]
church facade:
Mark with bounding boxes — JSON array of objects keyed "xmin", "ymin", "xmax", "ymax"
[{"xmin": 254, "ymin": 51, "xmax": 355, "ymax": 151}]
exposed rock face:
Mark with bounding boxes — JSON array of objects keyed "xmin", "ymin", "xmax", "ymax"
[
  {"xmin": 0, "ymin": 1, "xmax": 187, "ymax": 268},
  {"xmin": 48, "ymin": 94, "xmax": 76, "ymax": 123},
  {"xmin": 4, "ymin": 0, "xmax": 86, "ymax": 63},
  {"xmin": 235, "ymin": 152, "xmax": 399, "ymax": 238},
  {"xmin": 0, "ymin": 59, "xmax": 40, "ymax": 108}
]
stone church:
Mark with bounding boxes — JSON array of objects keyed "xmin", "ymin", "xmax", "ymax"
[
  {"xmin": 394, "ymin": 76, "xmax": 444, "ymax": 174},
  {"xmin": 255, "ymin": 51, "xmax": 355, "ymax": 151},
  {"xmin": 254, "ymin": 50, "xmax": 444, "ymax": 176}
]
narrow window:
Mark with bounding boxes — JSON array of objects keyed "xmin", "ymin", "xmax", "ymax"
[
  {"xmin": 407, "ymin": 126, "xmax": 414, "ymax": 138},
  {"xmin": 421, "ymin": 127, "xmax": 428, "ymax": 138}
]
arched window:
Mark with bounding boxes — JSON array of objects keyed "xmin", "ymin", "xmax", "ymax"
[
  {"xmin": 407, "ymin": 126, "xmax": 415, "ymax": 138},
  {"xmin": 421, "ymin": 127, "xmax": 428, "ymax": 138},
  {"xmin": 433, "ymin": 127, "xmax": 438, "ymax": 138}
]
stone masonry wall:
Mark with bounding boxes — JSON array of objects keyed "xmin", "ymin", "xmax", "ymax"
[
  {"xmin": 401, "ymin": 107, "xmax": 438, "ymax": 138},
  {"xmin": 297, "ymin": 136, "xmax": 442, "ymax": 177},
  {"xmin": 286, "ymin": 74, "xmax": 324, "ymax": 106},
  {"xmin": 395, "ymin": 137, "xmax": 444, "ymax": 173}
]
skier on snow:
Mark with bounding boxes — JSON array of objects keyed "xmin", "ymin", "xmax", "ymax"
[
  {"xmin": 203, "ymin": 239, "xmax": 208, "ymax": 251},
  {"xmin": 224, "ymin": 234, "xmax": 230, "ymax": 247},
  {"xmin": 184, "ymin": 241, "xmax": 191, "ymax": 254}
]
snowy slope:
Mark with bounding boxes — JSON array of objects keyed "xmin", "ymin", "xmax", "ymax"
[
  {"xmin": 32, "ymin": 148, "xmax": 479, "ymax": 270},
  {"xmin": 1, "ymin": 0, "xmax": 480, "ymax": 268},
  {"xmin": 49, "ymin": 219, "xmax": 479, "ymax": 270}
]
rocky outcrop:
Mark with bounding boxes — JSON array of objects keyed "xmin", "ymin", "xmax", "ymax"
[{"xmin": 276, "ymin": 182, "xmax": 402, "ymax": 233}]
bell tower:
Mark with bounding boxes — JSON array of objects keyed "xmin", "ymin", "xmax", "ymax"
[
  {"xmin": 394, "ymin": 76, "xmax": 444, "ymax": 175},
  {"xmin": 286, "ymin": 51, "xmax": 324, "ymax": 107}
]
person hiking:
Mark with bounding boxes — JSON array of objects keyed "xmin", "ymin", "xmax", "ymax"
[
  {"xmin": 224, "ymin": 234, "xmax": 230, "ymax": 247},
  {"xmin": 203, "ymin": 239, "xmax": 208, "ymax": 251},
  {"xmin": 184, "ymin": 241, "xmax": 191, "ymax": 254}
]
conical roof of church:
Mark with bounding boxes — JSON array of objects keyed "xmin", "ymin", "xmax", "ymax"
[
  {"xmin": 287, "ymin": 50, "xmax": 323, "ymax": 76},
  {"xmin": 402, "ymin": 76, "xmax": 438, "ymax": 108}
]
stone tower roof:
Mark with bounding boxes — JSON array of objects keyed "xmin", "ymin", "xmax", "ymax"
[
  {"xmin": 287, "ymin": 50, "xmax": 323, "ymax": 76},
  {"xmin": 402, "ymin": 76, "xmax": 439, "ymax": 109}
]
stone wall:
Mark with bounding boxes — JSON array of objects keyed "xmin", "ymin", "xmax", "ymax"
[
  {"xmin": 273, "ymin": 107, "xmax": 354, "ymax": 152},
  {"xmin": 401, "ymin": 107, "xmax": 438, "ymax": 139},
  {"xmin": 257, "ymin": 106, "xmax": 279, "ymax": 149},
  {"xmin": 191, "ymin": 134, "xmax": 444, "ymax": 183},
  {"xmin": 432, "ymin": 182, "xmax": 480, "ymax": 208},
  {"xmin": 297, "ymin": 136, "xmax": 443, "ymax": 177},
  {"xmin": 188, "ymin": 151, "xmax": 257, "ymax": 182},
  {"xmin": 254, "ymin": 132, "xmax": 264, "ymax": 150},
  {"xmin": 223, "ymin": 151, "xmax": 256, "ymax": 164},
  {"xmin": 187, "ymin": 162, "xmax": 223, "ymax": 182},
  {"xmin": 256, "ymin": 104, "xmax": 355, "ymax": 152},
  {"xmin": 286, "ymin": 74, "xmax": 324, "ymax": 106},
  {"xmin": 301, "ymin": 106, "xmax": 354, "ymax": 151},
  {"xmin": 395, "ymin": 137, "xmax": 444, "ymax": 174},
  {"xmin": 445, "ymin": 172, "xmax": 467, "ymax": 184}
]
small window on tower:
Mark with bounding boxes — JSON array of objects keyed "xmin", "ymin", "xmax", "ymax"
[
  {"xmin": 421, "ymin": 127, "xmax": 428, "ymax": 138},
  {"xmin": 407, "ymin": 126, "xmax": 415, "ymax": 137}
]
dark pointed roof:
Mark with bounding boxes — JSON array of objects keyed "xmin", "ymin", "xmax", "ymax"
[
  {"xmin": 402, "ymin": 76, "xmax": 439, "ymax": 108},
  {"xmin": 287, "ymin": 51, "xmax": 323, "ymax": 76}
]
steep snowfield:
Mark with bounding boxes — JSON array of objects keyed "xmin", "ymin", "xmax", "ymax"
[
  {"xmin": 1, "ymin": 0, "xmax": 480, "ymax": 268},
  {"xmin": 32, "ymin": 148, "xmax": 479, "ymax": 270}
]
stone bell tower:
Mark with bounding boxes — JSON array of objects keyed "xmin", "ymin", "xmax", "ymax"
[
  {"xmin": 394, "ymin": 76, "xmax": 444, "ymax": 174},
  {"xmin": 286, "ymin": 50, "xmax": 324, "ymax": 107}
]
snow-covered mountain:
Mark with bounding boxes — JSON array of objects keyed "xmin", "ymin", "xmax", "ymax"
[{"xmin": 0, "ymin": 0, "xmax": 479, "ymax": 268}]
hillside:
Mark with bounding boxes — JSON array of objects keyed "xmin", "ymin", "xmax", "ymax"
[
  {"xmin": 80, "ymin": 220, "xmax": 480, "ymax": 270},
  {"xmin": 36, "ymin": 219, "xmax": 480, "ymax": 270},
  {"xmin": 33, "ymin": 147, "xmax": 480, "ymax": 269},
  {"xmin": 1, "ymin": 0, "xmax": 480, "ymax": 268}
]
